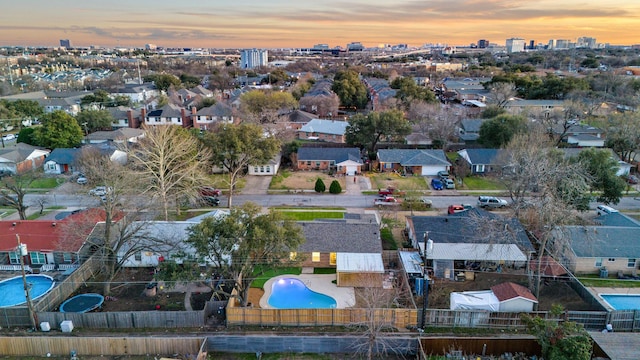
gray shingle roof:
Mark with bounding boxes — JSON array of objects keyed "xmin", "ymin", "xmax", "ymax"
[
  {"xmin": 297, "ymin": 147, "xmax": 362, "ymax": 163},
  {"xmin": 595, "ymin": 212, "xmax": 640, "ymax": 228},
  {"xmin": 460, "ymin": 119, "xmax": 484, "ymax": 133},
  {"xmin": 377, "ymin": 149, "xmax": 450, "ymax": 166},
  {"xmin": 0, "ymin": 143, "xmax": 48, "ymax": 163},
  {"xmin": 463, "ymin": 148, "xmax": 501, "ymax": 165},
  {"xmin": 298, "ymin": 119, "xmax": 349, "ymax": 135},
  {"xmin": 45, "ymin": 148, "xmax": 80, "ymax": 164},
  {"xmin": 298, "ymin": 222, "xmax": 382, "ymax": 253},
  {"xmin": 561, "ymin": 226, "xmax": 640, "ymax": 258}
]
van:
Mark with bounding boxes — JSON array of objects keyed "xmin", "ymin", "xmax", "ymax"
[{"xmin": 596, "ymin": 205, "xmax": 618, "ymax": 216}]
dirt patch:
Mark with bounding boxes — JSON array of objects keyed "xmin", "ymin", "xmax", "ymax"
[
  {"xmin": 426, "ymin": 272, "xmax": 601, "ymax": 311},
  {"xmin": 68, "ymin": 268, "xmax": 191, "ymax": 312},
  {"xmin": 273, "ymin": 171, "xmax": 346, "ymax": 191}
]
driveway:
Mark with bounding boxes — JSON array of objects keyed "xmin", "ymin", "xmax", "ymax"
[{"xmin": 241, "ymin": 175, "xmax": 273, "ymax": 195}]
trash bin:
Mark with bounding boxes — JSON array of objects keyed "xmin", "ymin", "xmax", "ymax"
[{"xmin": 40, "ymin": 322, "xmax": 50, "ymax": 332}]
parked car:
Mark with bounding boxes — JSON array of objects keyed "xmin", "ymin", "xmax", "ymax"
[
  {"xmin": 89, "ymin": 186, "xmax": 111, "ymax": 197},
  {"xmin": 199, "ymin": 186, "xmax": 222, "ymax": 197},
  {"xmin": 628, "ymin": 175, "xmax": 639, "ymax": 184},
  {"xmin": 431, "ymin": 178, "xmax": 444, "ymax": 190},
  {"xmin": 378, "ymin": 187, "xmax": 405, "ymax": 197},
  {"xmin": 2, "ymin": 134, "xmax": 16, "ymax": 141},
  {"xmin": 442, "ymin": 178, "xmax": 455, "ymax": 189},
  {"xmin": 596, "ymin": 204, "xmax": 618, "ymax": 216},
  {"xmin": 76, "ymin": 175, "xmax": 88, "ymax": 185},
  {"xmin": 477, "ymin": 196, "xmax": 508, "ymax": 209},
  {"xmin": 374, "ymin": 196, "xmax": 400, "ymax": 207},
  {"xmin": 437, "ymin": 170, "xmax": 450, "ymax": 180},
  {"xmin": 448, "ymin": 204, "xmax": 473, "ymax": 214},
  {"xmin": 200, "ymin": 196, "xmax": 220, "ymax": 207}
]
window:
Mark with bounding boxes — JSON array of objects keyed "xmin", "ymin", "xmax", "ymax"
[
  {"xmin": 29, "ymin": 252, "xmax": 46, "ymax": 265},
  {"xmin": 63, "ymin": 253, "xmax": 72, "ymax": 263},
  {"xmin": 315, "ymin": 161, "xmax": 320, "ymax": 167},
  {"xmin": 312, "ymin": 252, "xmax": 321, "ymax": 262},
  {"xmin": 260, "ymin": 166, "xmax": 264, "ymax": 173},
  {"xmin": 628, "ymin": 259, "xmax": 636, "ymax": 268},
  {"xmin": 306, "ymin": 161, "xmax": 311, "ymax": 166},
  {"xmin": 254, "ymin": 166, "xmax": 259, "ymax": 173},
  {"xmin": 135, "ymin": 252, "xmax": 142, "ymax": 261},
  {"xmin": 9, "ymin": 251, "xmax": 19, "ymax": 265},
  {"xmin": 289, "ymin": 252, "xmax": 297, "ymax": 261},
  {"xmin": 330, "ymin": 253, "xmax": 337, "ymax": 265},
  {"xmin": 475, "ymin": 164, "xmax": 485, "ymax": 173},
  {"xmin": 595, "ymin": 258, "xmax": 603, "ymax": 267},
  {"xmin": 266, "ymin": 166, "xmax": 271, "ymax": 173},
  {"xmin": 47, "ymin": 162, "xmax": 56, "ymax": 171}
]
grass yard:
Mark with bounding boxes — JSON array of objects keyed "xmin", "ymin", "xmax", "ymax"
[
  {"xmin": 269, "ymin": 170, "xmax": 346, "ymax": 191},
  {"xmin": 277, "ymin": 210, "xmax": 345, "ymax": 221},
  {"xmin": 205, "ymin": 174, "xmax": 246, "ymax": 192},
  {"xmin": 251, "ymin": 267, "xmax": 302, "ymax": 289},
  {"xmin": 368, "ymin": 172, "xmax": 429, "ymax": 192},
  {"xmin": 579, "ymin": 275, "xmax": 640, "ymax": 288},
  {"xmin": 29, "ymin": 177, "xmax": 63, "ymax": 189},
  {"xmin": 460, "ymin": 175, "xmax": 506, "ymax": 190}
]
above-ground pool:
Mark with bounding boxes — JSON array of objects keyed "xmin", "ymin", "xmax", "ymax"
[
  {"xmin": 0, "ymin": 274, "xmax": 55, "ymax": 307},
  {"xmin": 59, "ymin": 293, "xmax": 104, "ymax": 313},
  {"xmin": 268, "ymin": 277, "xmax": 337, "ymax": 309},
  {"xmin": 600, "ymin": 294, "xmax": 640, "ymax": 310}
]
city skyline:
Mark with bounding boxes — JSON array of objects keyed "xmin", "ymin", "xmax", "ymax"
[{"xmin": 1, "ymin": 0, "xmax": 639, "ymax": 49}]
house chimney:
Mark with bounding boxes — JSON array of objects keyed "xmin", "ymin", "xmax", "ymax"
[
  {"xmin": 127, "ymin": 109, "xmax": 135, "ymax": 128},
  {"xmin": 139, "ymin": 108, "xmax": 147, "ymax": 128}
]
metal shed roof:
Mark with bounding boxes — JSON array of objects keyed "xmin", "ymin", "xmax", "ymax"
[{"xmin": 336, "ymin": 252, "xmax": 385, "ymax": 273}]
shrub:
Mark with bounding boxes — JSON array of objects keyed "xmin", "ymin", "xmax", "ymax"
[
  {"xmin": 329, "ymin": 180, "xmax": 342, "ymax": 194},
  {"xmin": 314, "ymin": 178, "xmax": 326, "ymax": 193}
]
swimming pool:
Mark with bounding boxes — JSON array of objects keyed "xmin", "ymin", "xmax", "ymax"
[
  {"xmin": 0, "ymin": 275, "xmax": 55, "ymax": 308},
  {"xmin": 600, "ymin": 294, "xmax": 640, "ymax": 310},
  {"xmin": 268, "ymin": 277, "xmax": 337, "ymax": 309}
]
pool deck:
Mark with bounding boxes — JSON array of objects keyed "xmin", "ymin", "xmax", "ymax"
[
  {"xmin": 259, "ymin": 274, "xmax": 356, "ymax": 309},
  {"xmin": 587, "ymin": 286, "xmax": 640, "ymax": 311}
]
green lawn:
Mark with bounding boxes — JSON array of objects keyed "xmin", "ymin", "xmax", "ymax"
[
  {"xmin": 460, "ymin": 176, "xmax": 506, "ymax": 190},
  {"xmin": 27, "ymin": 211, "xmax": 51, "ymax": 220},
  {"xmin": 269, "ymin": 169, "xmax": 291, "ymax": 190},
  {"xmin": 29, "ymin": 178, "xmax": 63, "ymax": 189},
  {"xmin": 368, "ymin": 173, "xmax": 429, "ymax": 192},
  {"xmin": 381, "ymin": 227, "xmax": 397, "ymax": 250},
  {"xmin": 251, "ymin": 267, "xmax": 302, "ymax": 289},
  {"xmin": 277, "ymin": 210, "xmax": 345, "ymax": 221},
  {"xmin": 579, "ymin": 276, "xmax": 640, "ymax": 288},
  {"xmin": 313, "ymin": 268, "xmax": 336, "ymax": 274}
]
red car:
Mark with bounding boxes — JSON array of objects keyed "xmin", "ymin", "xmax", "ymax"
[{"xmin": 199, "ymin": 187, "xmax": 221, "ymax": 197}]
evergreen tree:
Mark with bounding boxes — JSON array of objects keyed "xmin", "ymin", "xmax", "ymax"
[
  {"xmin": 329, "ymin": 180, "xmax": 342, "ymax": 194},
  {"xmin": 314, "ymin": 178, "xmax": 326, "ymax": 193}
]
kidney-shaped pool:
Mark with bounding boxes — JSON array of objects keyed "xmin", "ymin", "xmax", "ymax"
[{"xmin": 268, "ymin": 277, "xmax": 337, "ymax": 309}]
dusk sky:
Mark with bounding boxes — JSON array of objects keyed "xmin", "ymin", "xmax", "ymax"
[{"xmin": 1, "ymin": 0, "xmax": 639, "ymax": 49}]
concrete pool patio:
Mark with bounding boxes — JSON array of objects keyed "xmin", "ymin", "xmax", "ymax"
[
  {"xmin": 587, "ymin": 286, "xmax": 640, "ymax": 311},
  {"xmin": 259, "ymin": 274, "xmax": 356, "ymax": 309}
]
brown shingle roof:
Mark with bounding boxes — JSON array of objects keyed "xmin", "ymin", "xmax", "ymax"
[{"xmin": 491, "ymin": 282, "xmax": 538, "ymax": 303}]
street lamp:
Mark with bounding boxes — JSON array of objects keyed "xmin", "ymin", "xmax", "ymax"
[{"xmin": 16, "ymin": 234, "xmax": 37, "ymax": 330}]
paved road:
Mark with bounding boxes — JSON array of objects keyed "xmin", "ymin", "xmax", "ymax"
[{"xmin": 22, "ymin": 192, "xmax": 640, "ymax": 212}]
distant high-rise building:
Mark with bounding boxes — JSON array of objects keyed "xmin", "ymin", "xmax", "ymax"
[
  {"xmin": 548, "ymin": 39, "xmax": 556, "ymax": 49},
  {"xmin": 505, "ymin": 38, "xmax": 525, "ymax": 53},
  {"xmin": 529, "ymin": 40, "xmax": 535, "ymax": 50},
  {"xmin": 240, "ymin": 49, "xmax": 268, "ymax": 69},
  {"xmin": 477, "ymin": 39, "xmax": 489, "ymax": 48},
  {"xmin": 577, "ymin": 36, "xmax": 597, "ymax": 49},
  {"xmin": 145, "ymin": 44, "xmax": 157, "ymax": 50},
  {"xmin": 346, "ymin": 42, "xmax": 365, "ymax": 51},
  {"xmin": 59, "ymin": 39, "xmax": 72, "ymax": 48},
  {"xmin": 555, "ymin": 39, "xmax": 571, "ymax": 49},
  {"xmin": 313, "ymin": 44, "xmax": 330, "ymax": 50}
]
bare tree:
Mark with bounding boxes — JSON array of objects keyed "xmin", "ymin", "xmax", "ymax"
[
  {"xmin": 407, "ymin": 102, "xmax": 458, "ymax": 148},
  {"xmin": 299, "ymin": 94, "xmax": 340, "ymax": 118},
  {"xmin": 127, "ymin": 125, "xmax": 211, "ymax": 221},
  {"xmin": 34, "ymin": 196, "xmax": 48, "ymax": 215},
  {"xmin": 0, "ymin": 171, "xmax": 39, "ymax": 220},
  {"xmin": 488, "ymin": 82, "xmax": 517, "ymax": 108}
]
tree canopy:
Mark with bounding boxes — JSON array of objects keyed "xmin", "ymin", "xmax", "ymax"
[
  {"xmin": 182, "ymin": 202, "xmax": 305, "ymax": 306},
  {"xmin": 390, "ymin": 76, "xmax": 436, "ymax": 109},
  {"xmin": 76, "ymin": 109, "xmax": 115, "ymax": 133},
  {"xmin": 572, "ymin": 148, "xmax": 626, "ymax": 205},
  {"xmin": 202, "ymin": 123, "xmax": 281, "ymax": 207},
  {"xmin": 478, "ymin": 114, "xmax": 527, "ymax": 148},
  {"xmin": 346, "ymin": 109, "xmax": 411, "ymax": 159},
  {"xmin": 332, "ymin": 70, "xmax": 368, "ymax": 109},
  {"xmin": 33, "ymin": 110, "xmax": 84, "ymax": 148},
  {"xmin": 144, "ymin": 73, "xmax": 181, "ymax": 92},
  {"xmin": 239, "ymin": 90, "xmax": 297, "ymax": 123}
]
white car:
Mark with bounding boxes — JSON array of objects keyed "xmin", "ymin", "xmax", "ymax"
[
  {"xmin": 77, "ymin": 176, "xmax": 88, "ymax": 185},
  {"xmin": 2, "ymin": 134, "xmax": 16, "ymax": 141},
  {"xmin": 477, "ymin": 196, "xmax": 508, "ymax": 209},
  {"xmin": 89, "ymin": 186, "xmax": 111, "ymax": 197},
  {"xmin": 596, "ymin": 204, "xmax": 618, "ymax": 216}
]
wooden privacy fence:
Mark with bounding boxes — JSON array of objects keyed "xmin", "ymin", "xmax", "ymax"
[
  {"xmin": 226, "ymin": 307, "xmax": 418, "ymax": 329},
  {"xmin": 38, "ymin": 310, "xmax": 205, "ymax": 329},
  {"xmin": 0, "ymin": 336, "xmax": 205, "ymax": 357}
]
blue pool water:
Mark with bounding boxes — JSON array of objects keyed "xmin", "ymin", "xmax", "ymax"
[
  {"xmin": 600, "ymin": 294, "xmax": 640, "ymax": 310},
  {"xmin": 268, "ymin": 277, "xmax": 337, "ymax": 309},
  {"xmin": 0, "ymin": 275, "xmax": 55, "ymax": 307}
]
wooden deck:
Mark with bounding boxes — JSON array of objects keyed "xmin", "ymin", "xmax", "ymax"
[{"xmin": 590, "ymin": 331, "xmax": 640, "ymax": 360}]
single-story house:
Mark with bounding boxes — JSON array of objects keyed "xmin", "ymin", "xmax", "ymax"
[
  {"xmin": 556, "ymin": 212, "xmax": 640, "ymax": 275},
  {"xmin": 377, "ymin": 149, "xmax": 450, "ymax": 176},
  {"xmin": 457, "ymin": 119, "xmax": 485, "ymax": 143},
  {"xmin": 83, "ymin": 128, "xmax": 145, "ymax": 144},
  {"xmin": 0, "ymin": 143, "xmax": 50, "ymax": 175},
  {"xmin": 297, "ymin": 119, "xmax": 349, "ymax": 143},
  {"xmin": 554, "ymin": 124, "xmax": 604, "ymax": 147},
  {"xmin": 296, "ymin": 147, "xmax": 363, "ymax": 175},
  {"xmin": 296, "ymin": 215, "xmax": 382, "ymax": 269},
  {"xmin": 566, "ymin": 134, "xmax": 605, "ymax": 148},
  {"xmin": 450, "ymin": 282, "xmax": 537, "ymax": 312},
  {"xmin": 406, "ymin": 209, "xmax": 534, "ymax": 279},
  {"xmin": 457, "ymin": 148, "xmax": 503, "ymax": 174},
  {"xmin": 248, "ymin": 153, "xmax": 281, "ymax": 176},
  {"xmin": 336, "ymin": 252, "xmax": 385, "ymax": 288},
  {"xmin": 0, "ymin": 209, "xmax": 111, "ymax": 270},
  {"xmin": 43, "ymin": 148, "xmax": 81, "ymax": 174},
  {"xmin": 504, "ymin": 99, "xmax": 564, "ymax": 116}
]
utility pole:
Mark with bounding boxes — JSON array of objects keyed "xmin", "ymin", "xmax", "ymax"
[{"xmin": 16, "ymin": 234, "xmax": 37, "ymax": 330}]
